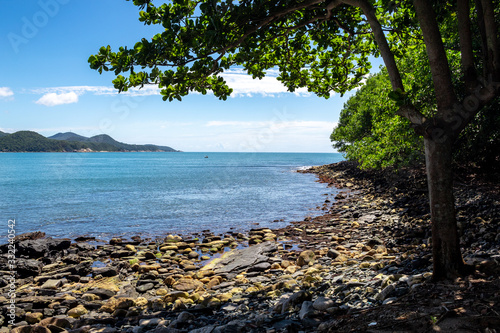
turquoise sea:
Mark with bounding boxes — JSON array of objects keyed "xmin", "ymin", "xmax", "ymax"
[{"xmin": 0, "ymin": 152, "xmax": 343, "ymax": 241}]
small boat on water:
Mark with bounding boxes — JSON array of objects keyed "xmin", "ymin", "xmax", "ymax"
[{"xmin": 204, "ymin": 155, "xmax": 208, "ymax": 158}]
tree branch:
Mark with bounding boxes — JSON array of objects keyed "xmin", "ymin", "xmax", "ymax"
[
  {"xmin": 413, "ymin": 0, "xmax": 457, "ymax": 112},
  {"xmin": 474, "ymin": 0, "xmax": 490, "ymax": 79},
  {"xmin": 479, "ymin": 0, "xmax": 500, "ymax": 80},
  {"xmin": 457, "ymin": 0, "xmax": 477, "ymax": 91},
  {"xmin": 341, "ymin": 0, "xmax": 404, "ymax": 92}
]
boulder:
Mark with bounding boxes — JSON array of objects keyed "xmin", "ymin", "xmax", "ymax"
[
  {"xmin": 297, "ymin": 250, "xmax": 316, "ymax": 266},
  {"xmin": 16, "ymin": 259, "xmax": 43, "ymax": 278},
  {"xmin": 202, "ymin": 241, "xmax": 277, "ymax": 276},
  {"xmin": 16, "ymin": 238, "xmax": 71, "ymax": 258}
]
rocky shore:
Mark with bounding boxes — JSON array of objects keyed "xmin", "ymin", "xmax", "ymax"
[{"xmin": 1, "ymin": 161, "xmax": 499, "ymax": 332}]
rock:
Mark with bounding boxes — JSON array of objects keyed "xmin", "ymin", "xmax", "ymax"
[
  {"xmin": 299, "ymin": 301, "xmax": 316, "ymax": 320},
  {"xmin": 67, "ymin": 305, "xmax": 88, "ymax": 318},
  {"xmin": 87, "ymin": 287, "xmax": 116, "ymax": 299},
  {"xmin": 165, "ymin": 234, "xmax": 183, "ymax": 243},
  {"xmin": 143, "ymin": 251, "xmax": 157, "ymax": 260},
  {"xmin": 297, "ymin": 250, "xmax": 316, "ymax": 266},
  {"xmin": 375, "ymin": 284, "xmax": 396, "ymax": 301},
  {"xmin": 248, "ymin": 262, "xmax": 271, "ymax": 272},
  {"xmin": 109, "ymin": 238, "xmax": 122, "ymax": 245},
  {"xmin": 187, "ymin": 251, "xmax": 199, "ymax": 259},
  {"xmin": 140, "ymin": 318, "xmax": 162, "ymax": 327},
  {"xmin": 16, "ymin": 238, "xmax": 71, "ymax": 258},
  {"xmin": 326, "ymin": 249, "xmax": 341, "ymax": 259},
  {"xmin": 136, "ymin": 283, "xmax": 155, "ymax": 293},
  {"xmin": 25, "ymin": 312, "xmax": 43, "ymax": 324},
  {"xmin": 177, "ymin": 311, "xmax": 196, "ymax": 323},
  {"xmin": 274, "ymin": 290, "xmax": 312, "ymax": 314},
  {"xmin": 173, "ymin": 278, "xmax": 203, "ymax": 291},
  {"xmin": 14, "ymin": 231, "xmax": 46, "ymax": 241},
  {"xmin": 38, "ymin": 317, "xmax": 71, "ymax": 328},
  {"xmin": 40, "ymin": 279, "xmax": 63, "ymax": 290},
  {"xmin": 189, "ymin": 326, "xmax": 217, "ymax": 333},
  {"xmin": 125, "ymin": 244, "xmax": 136, "ymax": 252},
  {"xmin": 12, "ymin": 326, "xmax": 51, "ymax": 333},
  {"xmin": 16, "ymin": 259, "xmax": 43, "ymax": 278},
  {"xmin": 313, "ymin": 296, "xmax": 336, "ymax": 311},
  {"xmin": 203, "ymin": 241, "xmax": 277, "ymax": 276},
  {"xmin": 92, "ymin": 266, "xmax": 118, "ymax": 277}
]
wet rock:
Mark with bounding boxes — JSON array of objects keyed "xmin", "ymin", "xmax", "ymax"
[{"xmin": 109, "ymin": 238, "xmax": 122, "ymax": 245}]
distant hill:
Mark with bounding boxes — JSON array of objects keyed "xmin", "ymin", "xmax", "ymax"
[
  {"xmin": 0, "ymin": 131, "xmax": 179, "ymax": 153},
  {"xmin": 49, "ymin": 132, "xmax": 89, "ymax": 142}
]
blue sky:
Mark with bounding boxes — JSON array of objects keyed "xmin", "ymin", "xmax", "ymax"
[{"xmin": 1, "ymin": 1, "xmax": 382, "ymax": 152}]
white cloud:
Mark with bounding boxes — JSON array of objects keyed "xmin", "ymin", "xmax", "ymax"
[
  {"xmin": 0, "ymin": 87, "xmax": 14, "ymax": 98},
  {"xmin": 36, "ymin": 92, "xmax": 79, "ymax": 106},
  {"xmin": 222, "ymin": 69, "xmax": 311, "ymax": 97},
  {"xmin": 31, "ymin": 85, "xmax": 160, "ymax": 98},
  {"xmin": 29, "ymin": 68, "xmax": 314, "ymax": 100}
]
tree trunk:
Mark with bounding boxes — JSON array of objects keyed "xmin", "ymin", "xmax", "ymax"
[{"xmin": 424, "ymin": 136, "xmax": 466, "ymax": 280}]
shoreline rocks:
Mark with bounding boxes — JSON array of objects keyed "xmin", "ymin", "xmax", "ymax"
[{"xmin": 1, "ymin": 161, "xmax": 499, "ymax": 332}]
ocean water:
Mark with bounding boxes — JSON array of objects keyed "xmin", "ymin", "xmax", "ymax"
[{"xmin": 0, "ymin": 152, "xmax": 343, "ymax": 241}]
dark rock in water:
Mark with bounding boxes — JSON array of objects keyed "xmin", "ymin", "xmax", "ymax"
[
  {"xmin": 110, "ymin": 250, "xmax": 135, "ymax": 258},
  {"xmin": 16, "ymin": 238, "xmax": 71, "ymax": 258},
  {"xmin": 211, "ymin": 241, "xmax": 277, "ymax": 276},
  {"xmin": 75, "ymin": 242, "xmax": 95, "ymax": 252},
  {"xmin": 16, "ymin": 258, "xmax": 43, "ymax": 278},
  {"xmin": 14, "ymin": 231, "xmax": 46, "ymax": 242}
]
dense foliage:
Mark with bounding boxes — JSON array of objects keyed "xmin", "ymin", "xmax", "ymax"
[
  {"xmin": 330, "ymin": 70, "xmax": 424, "ymax": 169},
  {"xmin": 330, "ymin": 8, "xmax": 500, "ymax": 171}
]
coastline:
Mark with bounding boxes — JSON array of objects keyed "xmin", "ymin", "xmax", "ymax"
[{"xmin": 1, "ymin": 161, "xmax": 499, "ymax": 332}]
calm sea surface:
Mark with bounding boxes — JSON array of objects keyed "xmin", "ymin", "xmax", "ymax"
[{"xmin": 0, "ymin": 152, "xmax": 343, "ymax": 241}]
